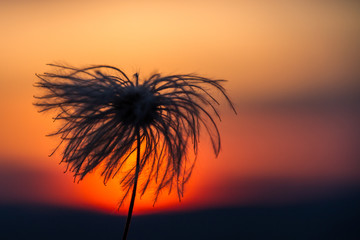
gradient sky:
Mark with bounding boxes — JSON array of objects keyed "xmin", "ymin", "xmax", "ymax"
[{"xmin": 0, "ymin": 0, "xmax": 359, "ymax": 214}]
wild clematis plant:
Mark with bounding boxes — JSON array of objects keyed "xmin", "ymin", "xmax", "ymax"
[{"xmin": 34, "ymin": 64, "xmax": 236, "ymax": 240}]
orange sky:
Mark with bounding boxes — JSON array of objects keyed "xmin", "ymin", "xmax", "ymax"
[{"xmin": 0, "ymin": 0, "xmax": 359, "ymax": 214}]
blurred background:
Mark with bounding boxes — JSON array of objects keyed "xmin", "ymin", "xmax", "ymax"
[{"xmin": 0, "ymin": 0, "xmax": 359, "ymax": 239}]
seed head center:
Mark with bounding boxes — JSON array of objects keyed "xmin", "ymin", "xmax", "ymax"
[{"xmin": 113, "ymin": 86, "xmax": 158, "ymax": 126}]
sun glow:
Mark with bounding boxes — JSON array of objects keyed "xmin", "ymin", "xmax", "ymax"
[{"xmin": 55, "ymin": 125, "xmax": 218, "ymax": 214}]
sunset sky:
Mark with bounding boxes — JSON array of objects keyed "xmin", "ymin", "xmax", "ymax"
[{"xmin": 0, "ymin": 0, "xmax": 359, "ymax": 215}]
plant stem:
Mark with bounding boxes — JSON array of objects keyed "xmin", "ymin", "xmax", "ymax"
[{"xmin": 122, "ymin": 129, "xmax": 141, "ymax": 240}]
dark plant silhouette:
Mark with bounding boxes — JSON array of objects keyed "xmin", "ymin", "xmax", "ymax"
[{"xmin": 34, "ymin": 64, "xmax": 236, "ymax": 240}]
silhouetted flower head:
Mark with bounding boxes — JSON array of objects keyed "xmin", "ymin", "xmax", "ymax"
[{"xmin": 34, "ymin": 64, "xmax": 236, "ymax": 205}]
